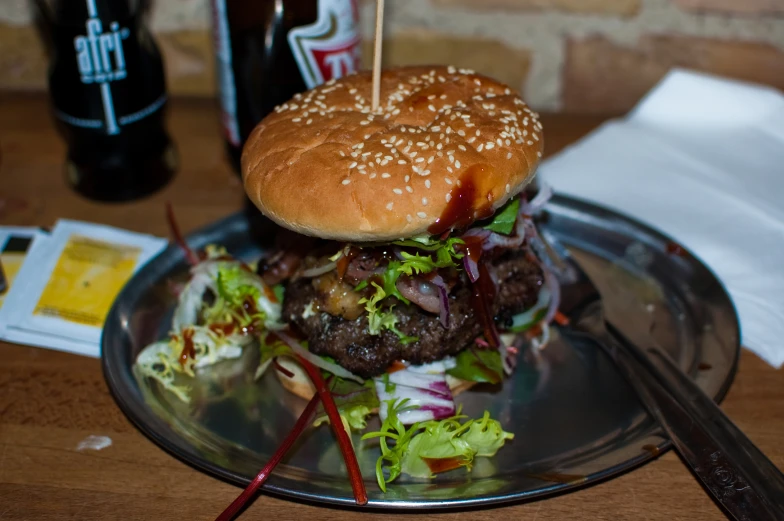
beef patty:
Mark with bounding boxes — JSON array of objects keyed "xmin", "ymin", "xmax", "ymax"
[{"xmin": 282, "ymin": 250, "xmax": 544, "ymax": 377}]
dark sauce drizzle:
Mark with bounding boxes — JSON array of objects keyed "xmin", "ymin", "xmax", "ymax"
[{"xmin": 428, "ymin": 165, "xmax": 501, "ymax": 346}]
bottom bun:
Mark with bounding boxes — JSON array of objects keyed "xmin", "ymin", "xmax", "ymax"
[{"xmin": 273, "ymin": 356, "xmax": 477, "ymax": 402}]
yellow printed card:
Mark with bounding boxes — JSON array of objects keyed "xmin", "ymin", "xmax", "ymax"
[{"xmin": 33, "ymin": 235, "xmax": 141, "ymax": 326}]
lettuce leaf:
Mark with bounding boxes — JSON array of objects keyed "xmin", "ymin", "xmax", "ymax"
[
  {"xmin": 461, "ymin": 411, "xmax": 515, "ymax": 457},
  {"xmin": 446, "ymin": 348, "xmax": 504, "ymax": 384},
  {"xmin": 483, "ymin": 198, "xmax": 520, "ymax": 235},
  {"xmin": 358, "ymin": 282, "xmax": 417, "ymax": 344},
  {"xmin": 313, "ymin": 377, "xmax": 379, "ymax": 431},
  {"xmin": 362, "ymin": 399, "xmax": 514, "ymax": 491}
]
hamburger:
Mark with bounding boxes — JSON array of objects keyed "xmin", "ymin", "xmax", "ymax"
[
  {"xmin": 241, "ymin": 65, "xmax": 549, "ymax": 405},
  {"xmin": 136, "ymin": 65, "xmax": 553, "ymax": 497}
]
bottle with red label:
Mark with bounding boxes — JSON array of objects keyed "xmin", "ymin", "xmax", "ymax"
[{"xmin": 209, "ymin": 0, "xmax": 361, "ymax": 174}]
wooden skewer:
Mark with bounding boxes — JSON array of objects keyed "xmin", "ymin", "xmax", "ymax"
[{"xmin": 372, "ymin": 0, "xmax": 385, "ymax": 111}]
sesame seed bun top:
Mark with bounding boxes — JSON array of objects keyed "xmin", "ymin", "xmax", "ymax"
[{"xmin": 241, "ymin": 65, "xmax": 544, "ymax": 242}]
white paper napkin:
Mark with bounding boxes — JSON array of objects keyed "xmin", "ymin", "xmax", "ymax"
[
  {"xmin": 0, "ymin": 220, "xmax": 167, "ymax": 358},
  {"xmin": 540, "ymin": 68, "xmax": 784, "ymax": 368}
]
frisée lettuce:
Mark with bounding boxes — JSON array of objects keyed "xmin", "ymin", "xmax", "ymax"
[{"xmin": 362, "ymin": 399, "xmax": 513, "ymax": 491}]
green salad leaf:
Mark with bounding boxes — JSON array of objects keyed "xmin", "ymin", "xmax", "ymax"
[
  {"xmin": 483, "ymin": 198, "xmax": 520, "ymax": 235},
  {"xmin": 272, "ymin": 283, "xmax": 285, "ymax": 303},
  {"xmin": 355, "ymin": 260, "xmax": 410, "ymax": 304},
  {"xmin": 462, "ymin": 411, "xmax": 516, "ymax": 457},
  {"xmin": 362, "ymin": 399, "xmax": 514, "ymax": 491},
  {"xmin": 313, "ymin": 377, "xmax": 380, "ymax": 431},
  {"xmin": 216, "ymin": 264, "xmax": 262, "ymax": 307},
  {"xmin": 508, "ymin": 307, "xmax": 547, "ymax": 333},
  {"xmin": 446, "ymin": 348, "xmax": 504, "ymax": 384},
  {"xmin": 358, "ymin": 282, "xmax": 418, "ymax": 344}
]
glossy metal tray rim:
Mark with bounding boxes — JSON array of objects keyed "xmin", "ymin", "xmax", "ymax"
[{"xmin": 101, "ymin": 194, "xmax": 740, "ymax": 510}]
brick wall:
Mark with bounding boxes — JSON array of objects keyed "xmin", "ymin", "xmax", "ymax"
[{"xmin": 1, "ymin": 0, "xmax": 782, "ymax": 113}]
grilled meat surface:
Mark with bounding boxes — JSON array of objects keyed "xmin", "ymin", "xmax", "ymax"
[{"xmin": 282, "ymin": 250, "xmax": 543, "ymax": 378}]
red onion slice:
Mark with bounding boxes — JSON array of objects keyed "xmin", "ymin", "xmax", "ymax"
[
  {"xmin": 463, "ymin": 255, "xmax": 480, "ymax": 283},
  {"xmin": 430, "ymin": 273, "xmax": 450, "ymax": 328},
  {"xmin": 374, "ymin": 367, "xmax": 456, "ymax": 425}
]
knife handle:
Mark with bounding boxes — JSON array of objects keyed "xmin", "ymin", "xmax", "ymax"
[{"xmin": 603, "ymin": 324, "xmax": 784, "ymax": 521}]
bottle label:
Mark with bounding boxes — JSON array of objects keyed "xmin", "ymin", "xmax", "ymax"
[
  {"xmin": 288, "ymin": 0, "xmax": 362, "ymax": 89},
  {"xmin": 209, "ymin": 0, "xmax": 240, "ymax": 147},
  {"xmin": 52, "ymin": 0, "xmax": 166, "ymax": 135}
]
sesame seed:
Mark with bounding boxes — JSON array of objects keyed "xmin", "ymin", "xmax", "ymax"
[
  {"xmin": 422, "ymin": 197, "xmax": 429, "ymax": 206},
  {"xmin": 398, "ymin": 160, "xmax": 406, "ymax": 164},
  {"xmin": 505, "ymin": 183, "xmax": 510, "ymax": 193},
  {"xmin": 486, "ymin": 142, "xmax": 495, "ymax": 149},
  {"xmin": 292, "ymin": 118, "xmax": 301, "ymax": 122},
  {"xmin": 446, "ymin": 193, "xmax": 452, "ymax": 202},
  {"xmin": 382, "ymin": 173, "xmax": 391, "ymax": 178},
  {"xmin": 393, "ymin": 188, "xmax": 403, "ymax": 195},
  {"xmin": 458, "ymin": 145, "xmax": 466, "ymax": 151},
  {"xmin": 306, "ymin": 119, "xmax": 312, "ymax": 125},
  {"xmin": 370, "ymin": 173, "xmax": 377, "ymax": 179},
  {"xmin": 527, "ymin": 140, "xmax": 534, "ymax": 145},
  {"xmin": 425, "ymin": 180, "xmax": 431, "ymax": 188},
  {"xmin": 507, "ymin": 152, "xmax": 512, "ymax": 159},
  {"xmin": 415, "ymin": 157, "xmax": 424, "ymax": 163},
  {"xmin": 406, "ymin": 186, "xmax": 413, "ymax": 193},
  {"xmin": 477, "ymin": 144, "xmax": 484, "ymax": 152},
  {"xmin": 455, "ymin": 160, "xmax": 461, "ymax": 168},
  {"xmin": 349, "ymin": 161, "xmax": 357, "ymax": 168},
  {"xmin": 417, "ymin": 212, "xmax": 427, "ymax": 219},
  {"xmin": 342, "ymin": 179, "xmax": 351, "ymax": 185},
  {"xmin": 447, "ymin": 167, "xmax": 454, "ymax": 174},
  {"xmin": 428, "ymin": 105, "xmax": 436, "ymax": 112},
  {"xmin": 338, "ymin": 151, "xmax": 345, "ymax": 157},
  {"xmin": 406, "ymin": 214, "xmax": 413, "ymax": 223},
  {"xmin": 405, "ymin": 175, "xmax": 410, "ymax": 182},
  {"xmin": 537, "ymin": 151, "xmax": 542, "ymax": 158},
  {"xmin": 445, "ymin": 177, "xmax": 453, "ymax": 184},
  {"xmin": 386, "ymin": 202, "xmax": 393, "ymax": 210}
]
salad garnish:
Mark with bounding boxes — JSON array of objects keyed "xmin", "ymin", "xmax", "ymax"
[{"xmin": 362, "ymin": 399, "xmax": 513, "ymax": 491}]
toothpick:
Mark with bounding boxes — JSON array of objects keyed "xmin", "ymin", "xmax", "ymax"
[{"xmin": 372, "ymin": 0, "xmax": 384, "ymax": 111}]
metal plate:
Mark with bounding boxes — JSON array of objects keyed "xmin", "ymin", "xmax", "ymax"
[{"xmin": 102, "ymin": 195, "xmax": 740, "ymax": 509}]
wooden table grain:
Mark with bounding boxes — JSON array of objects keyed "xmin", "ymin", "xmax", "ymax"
[{"xmin": 0, "ymin": 93, "xmax": 781, "ymax": 521}]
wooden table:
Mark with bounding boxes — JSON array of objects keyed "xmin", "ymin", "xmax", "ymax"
[{"xmin": 0, "ymin": 93, "xmax": 781, "ymax": 521}]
